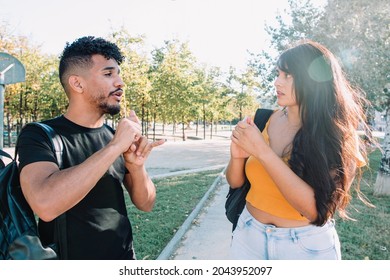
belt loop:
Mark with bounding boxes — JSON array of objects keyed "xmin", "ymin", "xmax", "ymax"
[{"xmin": 290, "ymin": 229, "xmax": 298, "ymax": 243}]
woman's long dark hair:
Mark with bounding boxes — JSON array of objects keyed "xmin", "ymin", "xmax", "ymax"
[{"xmin": 277, "ymin": 40, "xmax": 370, "ymax": 226}]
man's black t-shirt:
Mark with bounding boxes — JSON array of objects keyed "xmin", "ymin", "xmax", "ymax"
[{"xmin": 17, "ymin": 116, "xmax": 135, "ymax": 260}]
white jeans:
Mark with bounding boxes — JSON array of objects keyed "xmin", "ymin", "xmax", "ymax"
[{"xmin": 230, "ymin": 206, "xmax": 341, "ymax": 260}]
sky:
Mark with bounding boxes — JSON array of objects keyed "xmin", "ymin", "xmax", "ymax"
[{"xmin": 0, "ymin": 0, "xmax": 326, "ymax": 72}]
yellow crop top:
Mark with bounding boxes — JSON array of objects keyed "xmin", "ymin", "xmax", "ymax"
[{"xmin": 245, "ymin": 119, "xmax": 308, "ymax": 221}]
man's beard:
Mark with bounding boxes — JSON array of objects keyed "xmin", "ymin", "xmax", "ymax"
[{"xmin": 99, "ymin": 102, "xmax": 121, "ymax": 116}]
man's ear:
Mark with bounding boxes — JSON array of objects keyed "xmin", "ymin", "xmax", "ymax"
[{"xmin": 68, "ymin": 75, "xmax": 84, "ymax": 93}]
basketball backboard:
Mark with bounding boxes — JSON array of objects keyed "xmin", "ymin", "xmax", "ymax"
[{"xmin": 0, "ymin": 52, "xmax": 25, "ymax": 85}]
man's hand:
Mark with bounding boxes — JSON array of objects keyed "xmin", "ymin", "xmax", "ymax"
[
  {"xmin": 111, "ymin": 110, "xmax": 142, "ymax": 153},
  {"xmin": 124, "ymin": 136, "xmax": 166, "ymax": 167}
]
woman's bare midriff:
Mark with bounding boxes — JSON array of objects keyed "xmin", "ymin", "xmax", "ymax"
[{"xmin": 246, "ymin": 202, "xmax": 311, "ymax": 228}]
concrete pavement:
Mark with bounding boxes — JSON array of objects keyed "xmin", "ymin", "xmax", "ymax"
[{"xmin": 168, "ymin": 179, "xmax": 233, "ymax": 260}]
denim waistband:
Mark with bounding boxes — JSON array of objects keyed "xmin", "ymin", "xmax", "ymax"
[{"xmin": 240, "ymin": 206, "xmax": 335, "ymax": 239}]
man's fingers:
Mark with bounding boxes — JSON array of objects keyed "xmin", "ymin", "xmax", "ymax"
[
  {"xmin": 138, "ymin": 139, "xmax": 166, "ymax": 158},
  {"xmin": 135, "ymin": 137, "xmax": 148, "ymax": 156},
  {"xmin": 128, "ymin": 110, "xmax": 140, "ymax": 124},
  {"xmin": 130, "ymin": 143, "xmax": 137, "ymax": 152},
  {"xmin": 151, "ymin": 139, "xmax": 166, "ymax": 148},
  {"xmin": 131, "ymin": 138, "xmax": 165, "ymax": 157}
]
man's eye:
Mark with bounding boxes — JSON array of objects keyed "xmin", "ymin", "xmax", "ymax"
[{"xmin": 104, "ymin": 72, "xmax": 112, "ymax": 76}]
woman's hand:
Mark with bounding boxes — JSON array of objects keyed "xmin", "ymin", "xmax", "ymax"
[
  {"xmin": 231, "ymin": 116, "xmax": 267, "ymax": 158},
  {"xmin": 230, "ymin": 139, "xmax": 250, "ymax": 159}
]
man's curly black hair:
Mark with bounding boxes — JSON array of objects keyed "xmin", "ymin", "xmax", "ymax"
[{"xmin": 59, "ymin": 36, "xmax": 124, "ymax": 90}]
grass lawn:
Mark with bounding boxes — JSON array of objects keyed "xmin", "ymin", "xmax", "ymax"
[
  {"xmin": 126, "ymin": 148, "xmax": 389, "ymax": 260},
  {"xmin": 335, "ymin": 148, "xmax": 389, "ymax": 260}
]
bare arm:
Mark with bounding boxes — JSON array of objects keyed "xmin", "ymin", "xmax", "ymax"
[
  {"xmin": 122, "ymin": 136, "xmax": 165, "ymax": 212},
  {"xmin": 225, "ymin": 150, "xmax": 247, "ymax": 188},
  {"xmin": 123, "ymin": 165, "xmax": 156, "ymax": 212},
  {"xmin": 225, "ymin": 121, "xmax": 254, "ymax": 188}
]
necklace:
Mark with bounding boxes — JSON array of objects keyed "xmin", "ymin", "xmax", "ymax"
[{"xmin": 282, "ymin": 107, "xmax": 288, "ymax": 117}]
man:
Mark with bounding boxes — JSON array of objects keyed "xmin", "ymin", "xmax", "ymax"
[{"xmin": 17, "ymin": 36, "xmax": 165, "ymax": 259}]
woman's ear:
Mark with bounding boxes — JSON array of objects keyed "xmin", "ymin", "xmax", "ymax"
[{"xmin": 68, "ymin": 75, "xmax": 83, "ymax": 93}]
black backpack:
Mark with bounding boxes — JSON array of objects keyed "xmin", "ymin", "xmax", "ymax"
[{"xmin": 0, "ymin": 122, "xmax": 66, "ymax": 259}]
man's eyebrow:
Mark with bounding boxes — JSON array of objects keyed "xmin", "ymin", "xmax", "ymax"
[
  {"xmin": 102, "ymin": 66, "xmax": 115, "ymax": 71},
  {"xmin": 102, "ymin": 66, "xmax": 120, "ymax": 73}
]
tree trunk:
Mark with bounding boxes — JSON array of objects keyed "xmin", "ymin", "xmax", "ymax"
[
  {"xmin": 182, "ymin": 117, "xmax": 186, "ymax": 141},
  {"xmin": 141, "ymin": 103, "xmax": 145, "ymax": 135},
  {"xmin": 203, "ymin": 104, "xmax": 206, "ymax": 140},
  {"xmin": 145, "ymin": 109, "xmax": 149, "ymax": 138},
  {"xmin": 196, "ymin": 118, "xmax": 199, "ymax": 136},
  {"xmin": 210, "ymin": 119, "xmax": 213, "ymax": 139},
  {"xmin": 5, "ymin": 111, "xmax": 11, "ymax": 147},
  {"xmin": 152, "ymin": 112, "xmax": 156, "ymax": 141},
  {"xmin": 374, "ymin": 108, "xmax": 390, "ymax": 196}
]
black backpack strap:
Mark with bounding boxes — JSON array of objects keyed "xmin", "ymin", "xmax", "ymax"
[
  {"xmin": 0, "ymin": 149, "xmax": 13, "ymax": 161},
  {"xmin": 0, "ymin": 149, "xmax": 10, "ymax": 168},
  {"xmin": 24, "ymin": 122, "xmax": 68, "ymax": 260},
  {"xmin": 254, "ymin": 108, "xmax": 274, "ymax": 132}
]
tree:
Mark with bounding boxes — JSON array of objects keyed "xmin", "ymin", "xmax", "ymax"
[
  {"xmin": 247, "ymin": 50, "xmax": 277, "ymax": 107},
  {"xmin": 198, "ymin": 67, "xmax": 226, "ymax": 139},
  {"xmin": 150, "ymin": 40, "xmax": 197, "ymax": 141},
  {"xmin": 223, "ymin": 66, "xmax": 259, "ymax": 121}
]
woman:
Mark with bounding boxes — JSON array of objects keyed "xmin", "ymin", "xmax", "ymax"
[{"xmin": 226, "ymin": 40, "xmax": 371, "ymax": 260}]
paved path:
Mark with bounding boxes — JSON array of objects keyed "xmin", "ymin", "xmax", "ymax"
[
  {"xmin": 145, "ymin": 138, "xmax": 231, "ymax": 176},
  {"xmin": 169, "ymin": 179, "xmax": 233, "ymax": 260}
]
